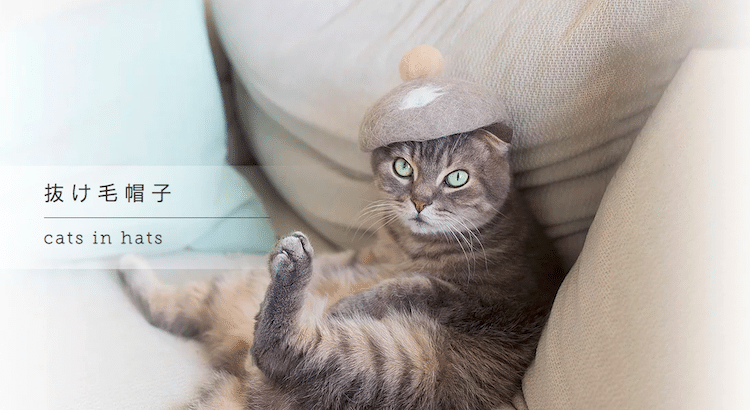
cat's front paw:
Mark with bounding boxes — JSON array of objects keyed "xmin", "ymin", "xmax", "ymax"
[{"xmin": 269, "ymin": 232, "xmax": 314, "ymax": 284}]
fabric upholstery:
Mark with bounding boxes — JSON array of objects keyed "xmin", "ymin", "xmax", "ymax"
[
  {"xmin": 1, "ymin": 266, "xmax": 209, "ymax": 409},
  {"xmin": 523, "ymin": 49, "xmax": 750, "ymax": 409},
  {"xmin": 212, "ymin": 0, "xmax": 695, "ymax": 268},
  {"xmin": 0, "ymin": 253, "xmax": 268, "ymax": 410}
]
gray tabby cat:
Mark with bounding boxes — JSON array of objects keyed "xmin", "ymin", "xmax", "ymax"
[{"xmin": 119, "ymin": 128, "xmax": 565, "ymax": 409}]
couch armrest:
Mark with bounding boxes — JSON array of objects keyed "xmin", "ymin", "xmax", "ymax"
[{"xmin": 523, "ymin": 49, "xmax": 750, "ymax": 409}]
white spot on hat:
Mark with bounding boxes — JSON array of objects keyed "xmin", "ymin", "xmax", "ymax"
[{"xmin": 399, "ymin": 86, "xmax": 444, "ymax": 110}]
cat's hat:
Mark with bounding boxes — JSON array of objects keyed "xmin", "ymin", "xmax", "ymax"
[{"xmin": 359, "ymin": 45, "xmax": 512, "ymax": 152}]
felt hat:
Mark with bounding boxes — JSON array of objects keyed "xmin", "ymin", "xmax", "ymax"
[{"xmin": 359, "ymin": 45, "xmax": 512, "ymax": 152}]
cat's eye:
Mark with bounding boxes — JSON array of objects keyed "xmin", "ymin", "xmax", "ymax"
[
  {"xmin": 445, "ymin": 170, "xmax": 469, "ymax": 188},
  {"xmin": 393, "ymin": 157, "xmax": 413, "ymax": 178}
]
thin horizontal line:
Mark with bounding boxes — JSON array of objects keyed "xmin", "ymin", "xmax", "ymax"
[{"xmin": 44, "ymin": 216, "xmax": 270, "ymax": 219}]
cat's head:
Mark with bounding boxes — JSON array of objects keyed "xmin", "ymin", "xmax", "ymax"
[{"xmin": 371, "ymin": 129, "xmax": 512, "ymax": 236}]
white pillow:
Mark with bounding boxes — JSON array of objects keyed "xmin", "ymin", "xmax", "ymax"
[
  {"xmin": 0, "ymin": 0, "xmax": 275, "ymax": 268},
  {"xmin": 212, "ymin": 0, "xmax": 694, "ymax": 268}
]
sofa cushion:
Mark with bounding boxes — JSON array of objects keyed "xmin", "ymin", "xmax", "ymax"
[
  {"xmin": 212, "ymin": 0, "xmax": 694, "ymax": 268},
  {"xmin": 522, "ymin": 49, "xmax": 750, "ymax": 409},
  {"xmin": 0, "ymin": 266, "xmax": 211, "ymax": 409},
  {"xmin": 0, "ymin": 252, "xmax": 274, "ymax": 409}
]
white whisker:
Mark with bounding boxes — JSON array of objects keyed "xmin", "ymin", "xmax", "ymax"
[
  {"xmin": 440, "ymin": 220, "xmax": 473, "ymax": 277},
  {"xmin": 449, "ymin": 214, "xmax": 490, "ymax": 274},
  {"xmin": 348, "ymin": 200, "xmax": 401, "ymax": 241}
]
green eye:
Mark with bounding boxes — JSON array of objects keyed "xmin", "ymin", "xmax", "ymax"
[
  {"xmin": 393, "ymin": 157, "xmax": 413, "ymax": 178},
  {"xmin": 445, "ymin": 170, "xmax": 469, "ymax": 188}
]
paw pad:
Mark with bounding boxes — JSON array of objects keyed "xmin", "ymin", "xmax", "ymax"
[{"xmin": 269, "ymin": 232, "xmax": 314, "ymax": 281}]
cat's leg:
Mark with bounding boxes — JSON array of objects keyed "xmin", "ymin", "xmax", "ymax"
[
  {"xmin": 252, "ymin": 232, "xmax": 316, "ymax": 358},
  {"xmin": 119, "ymin": 254, "xmax": 270, "ymax": 375},
  {"xmin": 252, "ymin": 233, "xmax": 537, "ymax": 409},
  {"xmin": 179, "ymin": 367, "xmax": 303, "ymax": 410},
  {"xmin": 178, "ymin": 371, "xmax": 246, "ymax": 410},
  {"xmin": 251, "ymin": 233, "xmax": 445, "ymax": 408},
  {"xmin": 118, "ymin": 254, "xmax": 210, "ymax": 337}
]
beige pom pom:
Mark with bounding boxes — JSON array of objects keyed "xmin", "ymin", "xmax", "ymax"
[{"xmin": 398, "ymin": 45, "xmax": 444, "ymax": 81}]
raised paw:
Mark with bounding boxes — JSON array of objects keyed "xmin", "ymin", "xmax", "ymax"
[{"xmin": 269, "ymin": 232, "xmax": 314, "ymax": 283}]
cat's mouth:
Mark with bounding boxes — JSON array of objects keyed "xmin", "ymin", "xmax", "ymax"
[
  {"xmin": 407, "ymin": 215, "xmax": 439, "ymax": 235},
  {"xmin": 402, "ymin": 210, "xmax": 443, "ymax": 235}
]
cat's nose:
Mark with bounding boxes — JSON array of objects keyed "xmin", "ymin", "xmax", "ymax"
[{"xmin": 412, "ymin": 199, "xmax": 430, "ymax": 213}]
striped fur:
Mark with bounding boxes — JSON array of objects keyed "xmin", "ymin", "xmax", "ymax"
[{"xmin": 118, "ymin": 129, "xmax": 565, "ymax": 409}]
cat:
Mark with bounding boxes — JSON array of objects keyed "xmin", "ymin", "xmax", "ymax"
[{"xmin": 118, "ymin": 128, "xmax": 565, "ymax": 410}]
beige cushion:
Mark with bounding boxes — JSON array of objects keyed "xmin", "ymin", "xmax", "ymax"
[
  {"xmin": 212, "ymin": 0, "xmax": 694, "ymax": 268},
  {"xmin": 523, "ymin": 49, "xmax": 750, "ymax": 409}
]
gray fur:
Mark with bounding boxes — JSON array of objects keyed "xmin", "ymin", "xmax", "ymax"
[{"xmin": 119, "ymin": 130, "xmax": 565, "ymax": 409}]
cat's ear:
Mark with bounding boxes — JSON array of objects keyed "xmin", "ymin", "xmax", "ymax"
[
  {"xmin": 477, "ymin": 124, "xmax": 512, "ymax": 156},
  {"xmin": 483, "ymin": 122, "xmax": 512, "ymax": 144}
]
